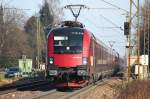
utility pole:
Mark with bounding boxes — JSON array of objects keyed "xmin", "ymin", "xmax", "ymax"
[
  {"xmin": 36, "ymin": 14, "xmax": 42, "ymax": 70},
  {"xmin": 108, "ymin": 41, "xmax": 115, "ymax": 67},
  {"xmin": 144, "ymin": 0, "xmax": 149, "ymax": 75},
  {"xmin": 137, "ymin": 0, "xmax": 140, "ymax": 79},
  {"xmin": 147, "ymin": 0, "xmax": 150, "ymax": 73},
  {"xmin": 126, "ymin": 0, "xmax": 132, "ymax": 82},
  {"xmin": 125, "ymin": 0, "xmax": 141, "ymax": 81},
  {"xmin": 126, "ymin": 0, "xmax": 143, "ymax": 80}
]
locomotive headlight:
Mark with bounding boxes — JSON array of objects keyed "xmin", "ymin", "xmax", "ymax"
[
  {"xmin": 49, "ymin": 58, "xmax": 53, "ymax": 64},
  {"xmin": 82, "ymin": 57, "xmax": 88, "ymax": 65},
  {"xmin": 77, "ymin": 70, "xmax": 87, "ymax": 76}
]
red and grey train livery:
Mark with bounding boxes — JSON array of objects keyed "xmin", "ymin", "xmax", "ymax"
[{"xmin": 47, "ymin": 21, "xmax": 120, "ymax": 87}]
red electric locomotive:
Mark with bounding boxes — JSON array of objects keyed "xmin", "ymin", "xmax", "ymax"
[{"xmin": 47, "ymin": 21, "xmax": 119, "ymax": 88}]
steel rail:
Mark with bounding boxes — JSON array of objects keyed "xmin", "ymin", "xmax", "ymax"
[
  {"xmin": 23, "ymin": 89, "xmax": 57, "ymax": 99},
  {"xmin": 60, "ymin": 79, "xmax": 108, "ymax": 99},
  {"xmin": 0, "ymin": 80, "xmax": 49, "ymax": 95}
]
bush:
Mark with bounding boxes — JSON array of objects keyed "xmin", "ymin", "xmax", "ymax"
[
  {"xmin": 0, "ymin": 56, "xmax": 18, "ymax": 68},
  {"xmin": 118, "ymin": 80, "xmax": 150, "ymax": 99}
]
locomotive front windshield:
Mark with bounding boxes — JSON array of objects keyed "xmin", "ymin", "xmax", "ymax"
[{"xmin": 53, "ymin": 28, "xmax": 83, "ymax": 54}]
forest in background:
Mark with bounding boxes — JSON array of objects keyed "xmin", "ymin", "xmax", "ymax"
[{"xmin": 0, "ymin": 0, "xmax": 63, "ymax": 68}]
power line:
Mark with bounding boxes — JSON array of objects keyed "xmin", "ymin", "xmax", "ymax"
[
  {"xmin": 0, "ymin": 0, "xmax": 31, "ymax": 12},
  {"xmin": 81, "ymin": 14, "xmax": 124, "ymax": 38},
  {"xmin": 87, "ymin": 7, "xmax": 118, "ymax": 10},
  {"xmin": 80, "ymin": 15, "xmax": 100, "ymax": 29},
  {"xmin": 63, "ymin": 7, "xmax": 118, "ymax": 10},
  {"xmin": 3, "ymin": 7, "xmax": 30, "ymax": 10},
  {"xmin": 3, "ymin": 0, "xmax": 15, "ymax": 7},
  {"xmin": 98, "ymin": 26, "xmax": 123, "ymax": 29},
  {"xmin": 99, "ymin": 14, "xmax": 124, "ymax": 31},
  {"xmin": 100, "ymin": 0, "xmax": 129, "ymax": 13},
  {"xmin": 80, "ymin": 15, "xmax": 125, "ymax": 42}
]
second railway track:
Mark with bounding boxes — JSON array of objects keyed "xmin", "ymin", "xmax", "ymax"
[{"xmin": 0, "ymin": 80, "xmax": 51, "ymax": 95}]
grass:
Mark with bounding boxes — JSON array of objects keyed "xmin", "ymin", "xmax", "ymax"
[{"xmin": 117, "ymin": 80, "xmax": 150, "ymax": 99}]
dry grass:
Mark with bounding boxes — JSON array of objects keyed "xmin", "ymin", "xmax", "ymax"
[
  {"xmin": 117, "ymin": 80, "xmax": 150, "ymax": 99},
  {"xmin": 0, "ymin": 72, "xmax": 4, "ymax": 82}
]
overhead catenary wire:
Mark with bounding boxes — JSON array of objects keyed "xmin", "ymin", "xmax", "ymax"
[
  {"xmin": 63, "ymin": 7, "xmax": 119, "ymax": 10},
  {"xmin": 80, "ymin": 15, "xmax": 100, "ymax": 30},
  {"xmin": 2, "ymin": 7, "xmax": 31, "ymax": 10},
  {"xmin": 97, "ymin": 0, "xmax": 136, "ymax": 31},
  {"xmin": 99, "ymin": 0, "xmax": 140, "ymax": 25},
  {"xmin": 99, "ymin": 14, "xmax": 124, "ymax": 31},
  {"xmin": 63, "ymin": 0, "xmax": 129, "ymax": 12},
  {"xmin": 2, "ymin": 0, "xmax": 14, "ymax": 7},
  {"xmin": 80, "ymin": 15, "xmax": 125, "ymax": 42},
  {"xmin": 98, "ymin": 27, "xmax": 122, "ymax": 29},
  {"xmin": 81, "ymin": 14, "xmax": 123, "ymax": 36},
  {"xmin": 100, "ymin": 0, "xmax": 129, "ymax": 13},
  {"xmin": 87, "ymin": 7, "xmax": 118, "ymax": 10},
  {"xmin": 0, "ymin": 0, "xmax": 31, "ymax": 11}
]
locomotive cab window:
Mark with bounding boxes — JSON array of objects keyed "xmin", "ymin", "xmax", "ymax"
[{"xmin": 53, "ymin": 28, "xmax": 84, "ymax": 54}]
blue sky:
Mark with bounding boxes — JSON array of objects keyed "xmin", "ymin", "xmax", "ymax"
[{"xmin": 5, "ymin": 0, "xmax": 141, "ymax": 57}]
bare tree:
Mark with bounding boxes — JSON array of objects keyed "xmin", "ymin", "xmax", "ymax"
[
  {"xmin": 46, "ymin": 0, "xmax": 63, "ymax": 24},
  {"xmin": 0, "ymin": 6, "xmax": 26, "ymax": 55},
  {"xmin": 0, "ymin": 5, "xmax": 31, "ymax": 67},
  {"xmin": 139, "ymin": 2, "xmax": 150, "ymax": 55}
]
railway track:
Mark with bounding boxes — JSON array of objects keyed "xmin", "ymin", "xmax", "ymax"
[
  {"xmin": 25, "ymin": 77, "xmax": 122, "ymax": 99},
  {"xmin": 63, "ymin": 77, "xmax": 122, "ymax": 99},
  {"xmin": 60, "ymin": 79, "xmax": 108, "ymax": 99},
  {"xmin": 0, "ymin": 77, "xmax": 122, "ymax": 99},
  {"xmin": 23, "ymin": 89, "xmax": 71, "ymax": 99},
  {"xmin": 0, "ymin": 80, "xmax": 50, "ymax": 95}
]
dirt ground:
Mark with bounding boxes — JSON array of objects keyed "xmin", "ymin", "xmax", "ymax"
[
  {"xmin": 71, "ymin": 77, "xmax": 124, "ymax": 99},
  {"xmin": 0, "ymin": 91, "xmax": 43, "ymax": 99}
]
